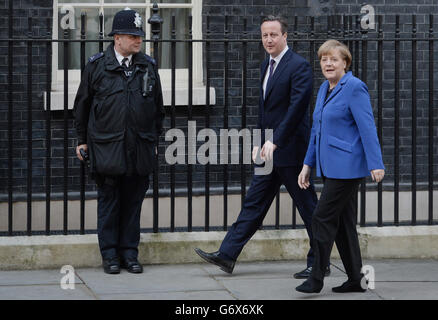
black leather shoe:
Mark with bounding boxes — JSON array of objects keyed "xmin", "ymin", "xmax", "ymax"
[
  {"xmin": 103, "ymin": 257, "xmax": 121, "ymax": 275},
  {"xmin": 194, "ymin": 248, "xmax": 235, "ymax": 274},
  {"xmin": 295, "ymin": 278, "xmax": 323, "ymax": 294},
  {"xmin": 294, "ymin": 266, "xmax": 331, "ymax": 279},
  {"xmin": 294, "ymin": 266, "xmax": 312, "ymax": 279},
  {"xmin": 332, "ymin": 279, "xmax": 366, "ymax": 293},
  {"xmin": 121, "ymin": 258, "xmax": 143, "ymax": 274}
]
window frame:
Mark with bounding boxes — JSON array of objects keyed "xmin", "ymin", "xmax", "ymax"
[{"xmin": 46, "ymin": 0, "xmax": 214, "ymax": 110}]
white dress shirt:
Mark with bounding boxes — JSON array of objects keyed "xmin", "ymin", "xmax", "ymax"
[
  {"xmin": 263, "ymin": 46, "xmax": 289, "ymax": 99},
  {"xmin": 114, "ymin": 47, "xmax": 132, "ymax": 67}
]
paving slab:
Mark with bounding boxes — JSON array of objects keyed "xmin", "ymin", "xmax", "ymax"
[
  {"xmin": 99, "ymin": 290, "xmax": 235, "ymax": 300},
  {"xmin": 0, "ymin": 284, "xmax": 95, "ymax": 300},
  {"xmin": 202, "ymin": 260, "xmax": 348, "ymax": 279},
  {"xmin": 372, "ymin": 282, "xmax": 438, "ymax": 300},
  {"xmin": 360, "ymin": 259, "xmax": 438, "ymax": 282},
  {"xmin": 208, "ymin": 261, "xmax": 379, "ymax": 300},
  {"xmin": 76, "ymin": 264, "xmax": 224, "ymax": 296},
  {"xmin": 0, "ymin": 269, "xmax": 83, "ymax": 286}
]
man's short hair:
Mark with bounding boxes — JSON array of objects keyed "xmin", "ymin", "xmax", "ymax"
[{"xmin": 261, "ymin": 15, "xmax": 288, "ymax": 34}]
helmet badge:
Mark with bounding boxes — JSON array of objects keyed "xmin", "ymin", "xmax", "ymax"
[{"xmin": 134, "ymin": 12, "xmax": 142, "ymax": 28}]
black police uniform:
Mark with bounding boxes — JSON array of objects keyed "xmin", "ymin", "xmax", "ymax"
[{"xmin": 73, "ymin": 12, "xmax": 164, "ymax": 262}]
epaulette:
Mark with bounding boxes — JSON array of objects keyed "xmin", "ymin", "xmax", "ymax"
[
  {"xmin": 88, "ymin": 52, "xmax": 104, "ymax": 63},
  {"xmin": 144, "ymin": 54, "xmax": 156, "ymax": 66}
]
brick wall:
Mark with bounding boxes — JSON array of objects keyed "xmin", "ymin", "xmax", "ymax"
[{"xmin": 0, "ymin": 0, "xmax": 63, "ymax": 196}]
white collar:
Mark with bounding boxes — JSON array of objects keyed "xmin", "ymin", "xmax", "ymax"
[
  {"xmin": 114, "ymin": 47, "xmax": 133, "ymax": 66},
  {"xmin": 270, "ymin": 46, "xmax": 289, "ymax": 66}
]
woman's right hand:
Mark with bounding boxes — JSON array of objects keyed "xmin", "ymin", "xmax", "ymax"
[
  {"xmin": 298, "ymin": 165, "xmax": 311, "ymax": 189},
  {"xmin": 371, "ymin": 169, "xmax": 385, "ymax": 183}
]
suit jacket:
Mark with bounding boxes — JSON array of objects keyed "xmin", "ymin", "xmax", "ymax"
[
  {"xmin": 258, "ymin": 48, "xmax": 313, "ymax": 167},
  {"xmin": 304, "ymin": 71, "xmax": 385, "ymax": 179}
]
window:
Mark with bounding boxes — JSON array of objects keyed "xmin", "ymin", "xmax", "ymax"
[{"xmin": 46, "ymin": 0, "xmax": 215, "ymax": 110}]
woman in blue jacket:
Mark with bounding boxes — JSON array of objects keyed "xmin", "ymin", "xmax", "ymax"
[{"xmin": 295, "ymin": 40, "xmax": 385, "ymax": 294}]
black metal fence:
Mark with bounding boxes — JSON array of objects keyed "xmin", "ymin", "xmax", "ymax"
[{"xmin": 1, "ymin": 5, "xmax": 437, "ymax": 236}]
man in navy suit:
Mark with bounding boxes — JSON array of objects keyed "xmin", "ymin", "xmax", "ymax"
[{"xmin": 195, "ymin": 15, "xmax": 328, "ymax": 278}]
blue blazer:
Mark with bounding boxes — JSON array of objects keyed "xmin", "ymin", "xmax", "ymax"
[
  {"xmin": 304, "ymin": 72, "xmax": 384, "ymax": 179},
  {"xmin": 258, "ymin": 48, "xmax": 313, "ymax": 167}
]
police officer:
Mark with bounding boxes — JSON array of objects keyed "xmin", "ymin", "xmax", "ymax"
[{"xmin": 74, "ymin": 9, "xmax": 165, "ymax": 274}]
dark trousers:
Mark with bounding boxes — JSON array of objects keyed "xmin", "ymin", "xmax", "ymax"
[
  {"xmin": 219, "ymin": 166, "xmax": 318, "ymax": 267},
  {"xmin": 310, "ymin": 177, "xmax": 363, "ymax": 282},
  {"xmin": 97, "ymin": 175, "xmax": 149, "ymax": 260}
]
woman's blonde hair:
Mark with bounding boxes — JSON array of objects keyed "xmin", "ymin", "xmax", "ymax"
[{"xmin": 318, "ymin": 39, "xmax": 352, "ymax": 71}]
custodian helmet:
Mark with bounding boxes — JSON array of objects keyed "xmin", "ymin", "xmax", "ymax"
[{"xmin": 108, "ymin": 9, "xmax": 146, "ymax": 37}]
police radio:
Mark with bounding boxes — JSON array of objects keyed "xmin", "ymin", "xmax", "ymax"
[
  {"xmin": 142, "ymin": 70, "xmax": 154, "ymax": 97},
  {"xmin": 80, "ymin": 148, "xmax": 89, "ymax": 163}
]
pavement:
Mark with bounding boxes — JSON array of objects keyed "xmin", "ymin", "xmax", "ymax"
[{"xmin": 0, "ymin": 258, "xmax": 437, "ymax": 301}]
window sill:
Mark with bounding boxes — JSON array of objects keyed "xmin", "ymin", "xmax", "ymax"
[{"xmin": 44, "ymin": 85, "xmax": 216, "ymax": 111}]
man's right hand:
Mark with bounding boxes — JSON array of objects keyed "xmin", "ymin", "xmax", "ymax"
[
  {"xmin": 252, "ymin": 146, "xmax": 259, "ymax": 163},
  {"xmin": 76, "ymin": 144, "xmax": 88, "ymax": 161}
]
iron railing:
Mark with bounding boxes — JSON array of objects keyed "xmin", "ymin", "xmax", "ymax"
[{"xmin": 1, "ymin": 4, "xmax": 437, "ymax": 236}]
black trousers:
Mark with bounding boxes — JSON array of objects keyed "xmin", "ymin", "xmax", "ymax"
[
  {"xmin": 219, "ymin": 166, "xmax": 318, "ymax": 267},
  {"xmin": 310, "ymin": 177, "xmax": 363, "ymax": 283},
  {"xmin": 97, "ymin": 175, "xmax": 149, "ymax": 260}
]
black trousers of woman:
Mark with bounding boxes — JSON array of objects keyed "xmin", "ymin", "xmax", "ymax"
[{"xmin": 310, "ymin": 177, "xmax": 363, "ymax": 284}]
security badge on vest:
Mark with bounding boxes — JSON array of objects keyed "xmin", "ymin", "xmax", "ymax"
[{"xmin": 125, "ymin": 69, "xmax": 133, "ymax": 77}]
